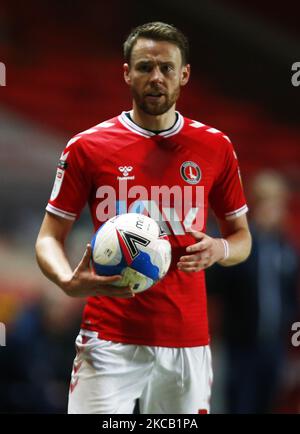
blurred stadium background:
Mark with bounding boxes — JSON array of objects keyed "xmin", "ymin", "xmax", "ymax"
[{"xmin": 0, "ymin": 0, "xmax": 299, "ymax": 413}]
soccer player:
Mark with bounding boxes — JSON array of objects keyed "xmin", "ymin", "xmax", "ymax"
[{"xmin": 35, "ymin": 22, "xmax": 252, "ymax": 414}]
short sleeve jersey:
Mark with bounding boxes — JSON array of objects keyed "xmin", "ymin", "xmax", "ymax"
[{"xmin": 46, "ymin": 112, "xmax": 248, "ymax": 347}]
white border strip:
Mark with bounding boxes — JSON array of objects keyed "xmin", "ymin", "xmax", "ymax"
[
  {"xmin": 162, "ymin": 113, "xmax": 184, "ymax": 137},
  {"xmin": 46, "ymin": 204, "xmax": 76, "ymax": 221},
  {"xmin": 225, "ymin": 204, "xmax": 248, "ymax": 220},
  {"xmin": 119, "ymin": 113, "xmax": 153, "ymax": 138}
]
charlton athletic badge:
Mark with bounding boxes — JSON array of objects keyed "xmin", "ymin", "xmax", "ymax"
[{"xmin": 180, "ymin": 161, "xmax": 201, "ymax": 184}]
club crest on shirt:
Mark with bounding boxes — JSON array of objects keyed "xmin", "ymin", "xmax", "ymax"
[{"xmin": 180, "ymin": 161, "xmax": 201, "ymax": 184}]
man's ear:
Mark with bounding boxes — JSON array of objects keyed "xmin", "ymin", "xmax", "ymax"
[
  {"xmin": 180, "ymin": 64, "xmax": 190, "ymax": 87},
  {"xmin": 123, "ymin": 63, "xmax": 131, "ymax": 85}
]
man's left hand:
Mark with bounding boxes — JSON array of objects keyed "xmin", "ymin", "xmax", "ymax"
[{"xmin": 177, "ymin": 231, "xmax": 225, "ymax": 272}]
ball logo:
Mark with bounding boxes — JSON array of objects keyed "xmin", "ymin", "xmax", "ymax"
[
  {"xmin": 117, "ymin": 229, "xmax": 150, "ymax": 262},
  {"xmin": 180, "ymin": 161, "xmax": 201, "ymax": 184}
]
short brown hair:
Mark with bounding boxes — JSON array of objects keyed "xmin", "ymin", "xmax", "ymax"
[{"xmin": 123, "ymin": 22, "xmax": 189, "ymax": 65}]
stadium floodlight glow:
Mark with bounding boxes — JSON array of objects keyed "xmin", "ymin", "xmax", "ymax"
[{"xmin": 0, "ymin": 62, "xmax": 6, "ymax": 86}]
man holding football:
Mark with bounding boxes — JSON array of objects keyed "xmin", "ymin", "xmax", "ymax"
[{"xmin": 36, "ymin": 22, "xmax": 251, "ymax": 414}]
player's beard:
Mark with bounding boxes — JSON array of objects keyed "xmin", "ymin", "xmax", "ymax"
[{"xmin": 132, "ymin": 84, "xmax": 181, "ymax": 116}]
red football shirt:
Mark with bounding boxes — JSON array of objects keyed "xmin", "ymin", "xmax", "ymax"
[{"xmin": 46, "ymin": 111, "xmax": 248, "ymax": 347}]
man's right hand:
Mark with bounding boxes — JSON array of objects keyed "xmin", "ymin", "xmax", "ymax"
[{"xmin": 61, "ymin": 244, "xmax": 135, "ymax": 299}]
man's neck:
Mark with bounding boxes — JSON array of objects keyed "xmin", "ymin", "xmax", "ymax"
[{"xmin": 131, "ymin": 102, "xmax": 177, "ymax": 131}]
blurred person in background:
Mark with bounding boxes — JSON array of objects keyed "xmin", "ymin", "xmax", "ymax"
[
  {"xmin": 0, "ymin": 291, "xmax": 82, "ymax": 413},
  {"xmin": 207, "ymin": 170, "xmax": 299, "ymax": 414}
]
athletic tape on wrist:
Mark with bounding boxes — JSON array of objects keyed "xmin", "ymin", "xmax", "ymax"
[{"xmin": 221, "ymin": 239, "xmax": 229, "ymax": 260}]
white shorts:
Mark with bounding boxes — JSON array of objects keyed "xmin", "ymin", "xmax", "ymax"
[{"xmin": 68, "ymin": 329, "xmax": 213, "ymax": 414}]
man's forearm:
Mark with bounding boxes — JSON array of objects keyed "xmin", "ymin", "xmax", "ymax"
[
  {"xmin": 35, "ymin": 237, "xmax": 72, "ymax": 290},
  {"xmin": 218, "ymin": 227, "xmax": 252, "ymax": 267}
]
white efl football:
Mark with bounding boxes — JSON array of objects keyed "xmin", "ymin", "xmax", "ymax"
[{"xmin": 91, "ymin": 213, "xmax": 172, "ymax": 293}]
